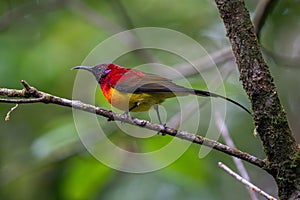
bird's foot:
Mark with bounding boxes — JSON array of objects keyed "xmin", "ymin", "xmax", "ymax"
[
  {"xmin": 157, "ymin": 123, "xmax": 167, "ymax": 136},
  {"xmin": 107, "ymin": 118, "xmax": 114, "ymax": 122},
  {"xmin": 118, "ymin": 111, "xmax": 130, "ymax": 124},
  {"xmin": 107, "ymin": 114, "xmax": 115, "ymax": 122}
]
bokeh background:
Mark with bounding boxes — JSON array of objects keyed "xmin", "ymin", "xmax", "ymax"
[{"xmin": 0, "ymin": 0, "xmax": 299, "ymax": 199}]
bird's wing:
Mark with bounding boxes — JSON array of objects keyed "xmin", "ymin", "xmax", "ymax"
[{"xmin": 113, "ymin": 72, "xmax": 192, "ymax": 94}]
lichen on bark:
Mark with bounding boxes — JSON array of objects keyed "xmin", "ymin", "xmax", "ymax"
[{"xmin": 214, "ymin": 0, "xmax": 299, "ymax": 199}]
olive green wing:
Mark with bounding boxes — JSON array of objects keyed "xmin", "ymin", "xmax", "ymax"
[{"xmin": 114, "ymin": 72, "xmax": 193, "ymax": 94}]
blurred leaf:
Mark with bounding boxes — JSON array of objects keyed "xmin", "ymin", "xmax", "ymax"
[
  {"xmin": 31, "ymin": 118, "xmax": 79, "ymax": 160},
  {"xmin": 60, "ymin": 156, "xmax": 113, "ymax": 200}
]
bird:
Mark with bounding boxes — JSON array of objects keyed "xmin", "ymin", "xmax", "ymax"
[{"xmin": 72, "ymin": 63, "xmax": 251, "ymax": 124}]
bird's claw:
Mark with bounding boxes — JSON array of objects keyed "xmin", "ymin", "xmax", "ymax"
[
  {"xmin": 157, "ymin": 123, "xmax": 167, "ymax": 136},
  {"xmin": 123, "ymin": 111, "xmax": 130, "ymax": 118},
  {"xmin": 107, "ymin": 117, "xmax": 114, "ymax": 122},
  {"xmin": 119, "ymin": 111, "xmax": 130, "ymax": 125}
]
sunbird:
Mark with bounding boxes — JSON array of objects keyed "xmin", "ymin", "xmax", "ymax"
[{"xmin": 73, "ymin": 63, "xmax": 251, "ymax": 123}]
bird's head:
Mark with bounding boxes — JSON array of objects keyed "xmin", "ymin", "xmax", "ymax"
[{"xmin": 72, "ymin": 64, "xmax": 111, "ymax": 82}]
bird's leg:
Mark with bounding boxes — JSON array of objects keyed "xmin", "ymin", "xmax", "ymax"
[
  {"xmin": 153, "ymin": 104, "xmax": 166, "ymax": 136},
  {"xmin": 153, "ymin": 104, "xmax": 163, "ymax": 124},
  {"xmin": 117, "ymin": 104, "xmax": 138, "ymax": 124},
  {"xmin": 122, "ymin": 110, "xmax": 130, "ymax": 119},
  {"xmin": 122, "ymin": 103, "xmax": 139, "ymax": 118},
  {"xmin": 129, "ymin": 103, "xmax": 139, "ymax": 112}
]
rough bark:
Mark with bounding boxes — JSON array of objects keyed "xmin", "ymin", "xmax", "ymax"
[{"xmin": 214, "ymin": 0, "xmax": 299, "ymax": 199}]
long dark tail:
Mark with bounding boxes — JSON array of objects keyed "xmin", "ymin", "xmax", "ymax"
[{"xmin": 193, "ymin": 89, "xmax": 252, "ymax": 115}]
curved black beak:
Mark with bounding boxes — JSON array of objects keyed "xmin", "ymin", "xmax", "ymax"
[
  {"xmin": 72, "ymin": 64, "xmax": 108, "ymax": 82},
  {"xmin": 71, "ymin": 66, "xmax": 93, "ymax": 72}
]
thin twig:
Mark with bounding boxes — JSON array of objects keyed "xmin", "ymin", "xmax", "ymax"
[
  {"xmin": 252, "ymin": 0, "xmax": 273, "ymax": 35},
  {"xmin": 68, "ymin": 0, "xmax": 231, "ymax": 75},
  {"xmin": 108, "ymin": 0, "xmax": 135, "ymax": 29},
  {"xmin": 215, "ymin": 112, "xmax": 258, "ymax": 200},
  {"xmin": 0, "ymin": 80, "xmax": 265, "ymax": 169},
  {"xmin": 107, "ymin": 0, "xmax": 159, "ymax": 63},
  {"xmin": 218, "ymin": 162, "xmax": 277, "ymax": 200},
  {"xmin": 67, "ymin": 0, "xmax": 122, "ymax": 32},
  {"xmin": 171, "ymin": 0, "xmax": 274, "ymax": 79},
  {"xmin": 0, "ymin": 97, "xmax": 45, "ymax": 103},
  {"xmin": 67, "ymin": 0, "xmax": 158, "ymax": 63},
  {"xmin": 171, "ymin": 47, "xmax": 233, "ymax": 79},
  {"xmin": 5, "ymin": 104, "xmax": 19, "ymax": 121},
  {"xmin": 253, "ymin": 0, "xmax": 300, "ymax": 68},
  {"xmin": 21, "ymin": 79, "xmax": 32, "ymax": 90}
]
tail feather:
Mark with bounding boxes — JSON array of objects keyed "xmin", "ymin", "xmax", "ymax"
[{"xmin": 193, "ymin": 89, "xmax": 252, "ymax": 115}]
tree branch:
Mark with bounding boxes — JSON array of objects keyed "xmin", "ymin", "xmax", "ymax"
[
  {"xmin": 214, "ymin": 0, "xmax": 299, "ymax": 199},
  {"xmin": 66, "ymin": 0, "xmax": 158, "ymax": 63},
  {"xmin": 218, "ymin": 162, "xmax": 277, "ymax": 200},
  {"xmin": 215, "ymin": 112, "xmax": 259, "ymax": 200},
  {"xmin": 0, "ymin": 80, "xmax": 265, "ymax": 169},
  {"xmin": 252, "ymin": 0, "xmax": 274, "ymax": 35}
]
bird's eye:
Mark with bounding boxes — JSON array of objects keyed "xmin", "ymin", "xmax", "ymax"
[{"xmin": 102, "ymin": 69, "xmax": 111, "ymax": 78}]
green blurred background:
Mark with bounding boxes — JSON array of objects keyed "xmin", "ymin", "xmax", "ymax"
[{"xmin": 0, "ymin": 0, "xmax": 299, "ymax": 199}]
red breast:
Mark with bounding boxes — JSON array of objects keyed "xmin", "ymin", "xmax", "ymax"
[{"xmin": 99, "ymin": 64, "xmax": 145, "ymax": 103}]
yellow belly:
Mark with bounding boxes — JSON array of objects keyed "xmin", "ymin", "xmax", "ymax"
[{"xmin": 107, "ymin": 88, "xmax": 176, "ymax": 112}]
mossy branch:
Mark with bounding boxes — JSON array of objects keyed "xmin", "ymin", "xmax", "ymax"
[{"xmin": 214, "ymin": 0, "xmax": 299, "ymax": 199}]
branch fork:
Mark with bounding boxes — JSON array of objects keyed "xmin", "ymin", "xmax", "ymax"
[{"xmin": 0, "ymin": 80, "xmax": 265, "ymax": 169}]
